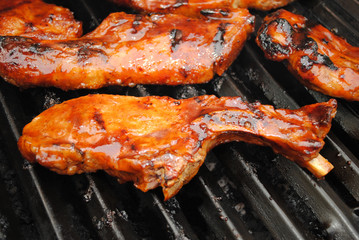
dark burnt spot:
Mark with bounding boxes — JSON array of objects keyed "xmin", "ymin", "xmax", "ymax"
[
  {"xmin": 28, "ymin": 43, "xmax": 52, "ymax": 55},
  {"xmin": 257, "ymin": 18, "xmax": 293, "ymax": 57},
  {"xmin": 172, "ymin": 0, "xmax": 187, "ymax": 8},
  {"xmin": 169, "ymin": 29, "xmax": 183, "ymax": 52},
  {"xmin": 296, "ymin": 37, "xmax": 318, "ymax": 52},
  {"xmin": 300, "ymin": 54, "xmax": 338, "ymax": 72},
  {"xmin": 300, "ymin": 56, "xmax": 314, "ymax": 72},
  {"xmin": 179, "ymin": 67, "xmax": 188, "ymax": 78},
  {"xmin": 316, "ymin": 54, "xmax": 338, "ymax": 71},
  {"xmin": 200, "ymin": 9, "xmax": 217, "ymax": 16},
  {"xmin": 173, "ymin": 101, "xmax": 181, "ymax": 105},
  {"xmin": 194, "ymin": 97, "xmax": 203, "ymax": 103},
  {"xmin": 131, "ymin": 144, "xmax": 137, "ymax": 151},
  {"xmin": 322, "ymin": 38, "xmax": 329, "ymax": 44},
  {"xmin": 8, "ymin": 49, "xmax": 16, "ymax": 56},
  {"xmin": 132, "ymin": 14, "xmax": 142, "ymax": 30},
  {"xmin": 308, "ymin": 105, "xmax": 334, "ymax": 127},
  {"xmin": 213, "ymin": 23, "xmax": 228, "ymax": 59},
  {"xmin": 93, "ymin": 110, "xmax": 106, "ymax": 130},
  {"xmin": 60, "ymin": 40, "xmax": 82, "ymax": 48},
  {"xmin": 24, "ymin": 22, "xmax": 35, "ymax": 31},
  {"xmin": 28, "ymin": 43, "xmax": 41, "ymax": 54},
  {"xmin": 48, "ymin": 14, "xmax": 54, "ymax": 22}
]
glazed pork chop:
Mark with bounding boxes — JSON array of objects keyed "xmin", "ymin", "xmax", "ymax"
[
  {"xmin": 18, "ymin": 94, "xmax": 337, "ymax": 200},
  {"xmin": 0, "ymin": 9, "xmax": 254, "ymax": 90},
  {"xmin": 256, "ymin": 10, "xmax": 359, "ymax": 101}
]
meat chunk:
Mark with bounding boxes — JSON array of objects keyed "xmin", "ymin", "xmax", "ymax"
[
  {"xmin": 0, "ymin": 0, "xmax": 82, "ymax": 40},
  {"xmin": 0, "ymin": 9, "xmax": 254, "ymax": 90},
  {"xmin": 110, "ymin": 0, "xmax": 294, "ymax": 14},
  {"xmin": 18, "ymin": 94, "xmax": 337, "ymax": 200},
  {"xmin": 256, "ymin": 10, "xmax": 359, "ymax": 101}
]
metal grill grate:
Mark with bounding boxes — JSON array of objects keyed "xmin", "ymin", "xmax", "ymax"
[{"xmin": 0, "ymin": 0, "xmax": 359, "ymax": 239}]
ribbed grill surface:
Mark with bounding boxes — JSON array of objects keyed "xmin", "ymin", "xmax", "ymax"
[{"xmin": 0, "ymin": 0, "xmax": 358, "ymax": 239}]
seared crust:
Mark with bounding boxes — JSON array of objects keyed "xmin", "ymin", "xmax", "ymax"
[
  {"xmin": 0, "ymin": 9, "xmax": 254, "ymax": 90},
  {"xmin": 256, "ymin": 10, "xmax": 359, "ymax": 101},
  {"xmin": 18, "ymin": 94, "xmax": 337, "ymax": 200}
]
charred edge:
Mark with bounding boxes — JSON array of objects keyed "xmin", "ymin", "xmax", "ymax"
[
  {"xmin": 93, "ymin": 110, "xmax": 106, "ymax": 130},
  {"xmin": 258, "ymin": 18, "xmax": 294, "ymax": 57},
  {"xmin": 307, "ymin": 103, "xmax": 336, "ymax": 130},
  {"xmin": 169, "ymin": 29, "xmax": 183, "ymax": 52},
  {"xmin": 213, "ymin": 23, "xmax": 228, "ymax": 59}
]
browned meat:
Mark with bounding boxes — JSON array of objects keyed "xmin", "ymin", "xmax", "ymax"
[
  {"xmin": 256, "ymin": 10, "xmax": 359, "ymax": 101},
  {"xmin": 0, "ymin": 9, "xmax": 254, "ymax": 90},
  {"xmin": 0, "ymin": 0, "xmax": 82, "ymax": 40},
  {"xmin": 110, "ymin": 0, "xmax": 294, "ymax": 14},
  {"xmin": 18, "ymin": 94, "xmax": 337, "ymax": 200}
]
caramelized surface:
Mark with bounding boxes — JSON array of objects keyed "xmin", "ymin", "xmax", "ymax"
[
  {"xmin": 18, "ymin": 94, "xmax": 337, "ymax": 200},
  {"xmin": 0, "ymin": 0, "xmax": 82, "ymax": 40},
  {"xmin": 0, "ymin": 9, "xmax": 254, "ymax": 90},
  {"xmin": 111, "ymin": 0, "xmax": 294, "ymax": 13},
  {"xmin": 256, "ymin": 10, "xmax": 359, "ymax": 101}
]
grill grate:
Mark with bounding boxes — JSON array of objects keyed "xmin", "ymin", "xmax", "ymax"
[{"xmin": 0, "ymin": 0, "xmax": 359, "ymax": 239}]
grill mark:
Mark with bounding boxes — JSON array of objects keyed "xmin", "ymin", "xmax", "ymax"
[
  {"xmin": 169, "ymin": 29, "xmax": 183, "ymax": 52},
  {"xmin": 213, "ymin": 23, "xmax": 228, "ymax": 59},
  {"xmin": 77, "ymin": 44, "xmax": 108, "ymax": 63},
  {"xmin": 172, "ymin": 0, "xmax": 188, "ymax": 8},
  {"xmin": 93, "ymin": 110, "xmax": 106, "ymax": 130},
  {"xmin": 200, "ymin": 9, "xmax": 217, "ymax": 16},
  {"xmin": 132, "ymin": 14, "xmax": 142, "ymax": 33},
  {"xmin": 300, "ymin": 53, "xmax": 338, "ymax": 72}
]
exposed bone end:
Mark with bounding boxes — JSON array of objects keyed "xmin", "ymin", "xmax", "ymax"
[{"xmin": 305, "ymin": 154, "xmax": 334, "ymax": 178}]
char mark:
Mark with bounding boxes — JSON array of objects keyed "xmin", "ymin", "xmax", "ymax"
[
  {"xmin": 169, "ymin": 29, "xmax": 183, "ymax": 52},
  {"xmin": 93, "ymin": 110, "xmax": 106, "ymax": 130},
  {"xmin": 77, "ymin": 43, "xmax": 108, "ymax": 63},
  {"xmin": 172, "ymin": 0, "xmax": 188, "ymax": 8},
  {"xmin": 200, "ymin": 9, "xmax": 217, "ymax": 16},
  {"xmin": 132, "ymin": 14, "xmax": 142, "ymax": 30},
  {"xmin": 300, "ymin": 54, "xmax": 338, "ymax": 72},
  {"xmin": 28, "ymin": 43, "xmax": 52, "ymax": 54},
  {"xmin": 213, "ymin": 23, "xmax": 228, "ymax": 59}
]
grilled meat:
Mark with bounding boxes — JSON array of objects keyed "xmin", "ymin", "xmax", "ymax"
[
  {"xmin": 0, "ymin": 9, "xmax": 254, "ymax": 90},
  {"xmin": 0, "ymin": 0, "xmax": 82, "ymax": 40},
  {"xmin": 256, "ymin": 10, "xmax": 359, "ymax": 101},
  {"xmin": 110, "ymin": 0, "xmax": 295, "ymax": 13},
  {"xmin": 18, "ymin": 94, "xmax": 337, "ymax": 200}
]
